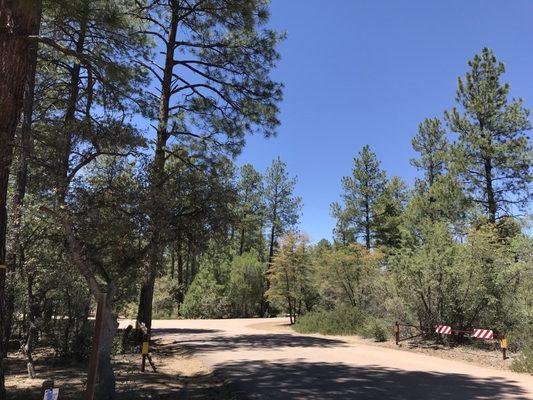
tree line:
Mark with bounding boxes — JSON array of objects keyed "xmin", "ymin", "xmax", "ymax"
[{"xmin": 266, "ymin": 49, "xmax": 532, "ymax": 372}]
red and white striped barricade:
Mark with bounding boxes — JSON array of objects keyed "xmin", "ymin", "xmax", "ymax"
[
  {"xmin": 435, "ymin": 325, "xmax": 452, "ymax": 335},
  {"xmin": 472, "ymin": 328, "xmax": 494, "ymax": 340}
]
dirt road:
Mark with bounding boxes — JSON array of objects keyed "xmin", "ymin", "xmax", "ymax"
[{"xmin": 148, "ymin": 318, "xmax": 533, "ymax": 400}]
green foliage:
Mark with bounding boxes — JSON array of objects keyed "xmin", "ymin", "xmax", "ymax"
[
  {"xmin": 229, "ymin": 252, "xmax": 266, "ymax": 317},
  {"xmin": 264, "ymin": 158, "xmax": 302, "ymax": 261},
  {"xmin": 411, "ymin": 117, "xmax": 448, "ymax": 186},
  {"xmin": 373, "ymin": 177, "xmax": 409, "ymax": 253},
  {"xmin": 360, "ymin": 318, "xmax": 389, "ymax": 342},
  {"xmin": 445, "ymin": 48, "xmax": 531, "ymax": 222},
  {"xmin": 511, "ymin": 344, "xmax": 533, "ymax": 373},
  {"xmin": 267, "ymin": 231, "xmax": 313, "ymax": 323},
  {"xmin": 180, "ymin": 245, "xmax": 233, "ymax": 319},
  {"xmin": 180, "ymin": 267, "xmax": 231, "ymax": 319},
  {"xmin": 152, "ymin": 276, "xmax": 182, "ymax": 319},
  {"xmin": 236, "ymin": 164, "xmax": 266, "ymax": 256},
  {"xmin": 315, "ymin": 243, "xmax": 383, "ymax": 310},
  {"xmin": 294, "ymin": 306, "xmax": 368, "ymax": 335},
  {"xmin": 333, "ymin": 145, "xmax": 386, "ymax": 248}
]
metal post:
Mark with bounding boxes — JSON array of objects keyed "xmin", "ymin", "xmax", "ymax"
[
  {"xmin": 84, "ymin": 292, "xmax": 106, "ymax": 400},
  {"xmin": 394, "ymin": 322, "xmax": 400, "ymax": 345}
]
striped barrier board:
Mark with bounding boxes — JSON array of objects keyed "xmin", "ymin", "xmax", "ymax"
[
  {"xmin": 472, "ymin": 328, "xmax": 494, "ymax": 340},
  {"xmin": 435, "ymin": 325, "xmax": 452, "ymax": 335}
]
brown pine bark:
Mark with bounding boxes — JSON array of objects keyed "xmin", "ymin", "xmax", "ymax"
[
  {"xmin": 0, "ymin": 1, "xmax": 41, "ymax": 397},
  {"xmin": 136, "ymin": 8, "xmax": 179, "ymax": 333}
]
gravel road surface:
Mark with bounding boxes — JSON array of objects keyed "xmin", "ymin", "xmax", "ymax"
[{"xmin": 146, "ymin": 318, "xmax": 533, "ymax": 400}]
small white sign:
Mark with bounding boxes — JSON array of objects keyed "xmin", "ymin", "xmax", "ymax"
[{"xmin": 43, "ymin": 388, "xmax": 59, "ymax": 400}]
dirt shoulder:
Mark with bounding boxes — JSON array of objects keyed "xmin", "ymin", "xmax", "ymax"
[
  {"xmin": 247, "ymin": 320, "xmax": 517, "ymax": 372},
  {"xmin": 5, "ymin": 338, "xmax": 234, "ymax": 400}
]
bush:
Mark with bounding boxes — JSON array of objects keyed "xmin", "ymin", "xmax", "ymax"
[
  {"xmin": 360, "ymin": 318, "xmax": 389, "ymax": 342},
  {"xmin": 294, "ymin": 306, "xmax": 368, "ymax": 335},
  {"xmin": 511, "ymin": 339, "xmax": 533, "ymax": 373}
]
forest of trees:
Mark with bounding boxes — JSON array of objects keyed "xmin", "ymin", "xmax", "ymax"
[{"xmin": 0, "ymin": 0, "xmax": 531, "ymax": 398}]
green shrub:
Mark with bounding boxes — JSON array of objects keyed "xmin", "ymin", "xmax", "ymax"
[
  {"xmin": 294, "ymin": 306, "xmax": 368, "ymax": 335},
  {"xmin": 361, "ymin": 318, "xmax": 389, "ymax": 342},
  {"xmin": 511, "ymin": 343, "xmax": 533, "ymax": 373}
]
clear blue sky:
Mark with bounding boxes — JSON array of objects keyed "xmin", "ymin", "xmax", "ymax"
[{"xmin": 237, "ymin": 0, "xmax": 533, "ymax": 242}]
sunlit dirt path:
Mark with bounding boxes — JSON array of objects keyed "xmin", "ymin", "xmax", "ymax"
[{"xmin": 143, "ymin": 318, "xmax": 533, "ymax": 400}]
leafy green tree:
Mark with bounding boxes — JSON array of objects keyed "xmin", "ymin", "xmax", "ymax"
[
  {"xmin": 180, "ymin": 243, "xmax": 233, "ymax": 319},
  {"xmin": 334, "ymin": 145, "xmax": 386, "ymax": 249},
  {"xmin": 266, "ymin": 231, "xmax": 312, "ymax": 324},
  {"xmin": 316, "ymin": 243, "xmax": 383, "ymax": 310},
  {"xmin": 264, "ymin": 157, "xmax": 301, "ymax": 266},
  {"xmin": 445, "ymin": 48, "xmax": 531, "ymax": 223},
  {"xmin": 411, "ymin": 117, "xmax": 448, "ymax": 186},
  {"xmin": 229, "ymin": 252, "xmax": 266, "ymax": 317}
]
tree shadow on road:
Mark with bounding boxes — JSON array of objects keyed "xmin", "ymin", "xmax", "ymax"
[
  {"xmin": 179, "ymin": 334, "xmax": 346, "ymax": 352},
  {"xmin": 216, "ymin": 360, "xmax": 530, "ymax": 400},
  {"xmin": 153, "ymin": 328, "xmax": 222, "ymax": 335}
]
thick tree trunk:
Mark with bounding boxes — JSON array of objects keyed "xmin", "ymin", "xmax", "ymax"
[
  {"xmin": 96, "ymin": 296, "xmax": 118, "ymax": 400},
  {"xmin": 0, "ymin": 1, "xmax": 41, "ymax": 396},
  {"xmin": 4, "ymin": 18, "xmax": 39, "ymax": 356},
  {"xmin": 137, "ymin": 10, "xmax": 178, "ymax": 333}
]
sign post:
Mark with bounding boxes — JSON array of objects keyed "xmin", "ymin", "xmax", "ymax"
[
  {"xmin": 84, "ymin": 292, "xmax": 106, "ymax": 400},
  {"xmin": 501, "ymin": 336, "xmax": 508, "ymax": 360}
]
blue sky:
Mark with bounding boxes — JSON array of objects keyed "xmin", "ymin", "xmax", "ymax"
[{"xmin": 237, "ymin": 0, "xmax": 533, "ymax": 242}]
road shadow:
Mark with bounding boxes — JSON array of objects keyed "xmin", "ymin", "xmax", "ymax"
[
  {"xmin": 153, "ymin": 328, "xmax": 222, "ymax": 335},
  {"xmin": 179, "ymin": 334, "xmax": 346, "ymax": 352},
  {"xmin": 215, "ymin": 360, "xmax": 530, "ymax": 400}
]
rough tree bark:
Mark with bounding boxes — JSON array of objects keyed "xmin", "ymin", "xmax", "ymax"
[
  {"xmin": 0, "ymin": 1, "xmax": 41, "ymax": 397},
  {"xmin": 5, "ymin": 4, "xmax": 40, "ymax": 367},
  {"xmin": 136, "ymin": 8, "xmax": 179, "ymax": 333}
]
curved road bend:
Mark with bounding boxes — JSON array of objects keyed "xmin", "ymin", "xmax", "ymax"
[{"xmin": 149, "ymin": 318, "xmax": 533, "ymax": 400}]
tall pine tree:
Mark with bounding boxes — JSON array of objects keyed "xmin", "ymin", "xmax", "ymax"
[
  {"xmin": 411, "ymin": 117, "xmax": 448, "ymax": 186},
  {"xmin": 333, "ymin": 145, "xmax": 386, "ymax": 249},
  {"xmin": 445, "ymin": 48, "xmax": 531, "ymax": 223}
]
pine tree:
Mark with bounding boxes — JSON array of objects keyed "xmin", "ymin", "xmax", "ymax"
[
  {"xmin": 373, "ymin": 176, "xmax": 409, "ymax": 252},
  {"xmin": 136, "ymin": 0, "xmax": 284, "ymax": 333},
  {"xmin": 445, "ymin": 48, "xmax": 531, "ymax": 223},
  {"xmin": 237, "ymin": 164, "xmax": 265, "ymax": 256},
  {"xmin": 0, "ymin": 2, "xmax": 41, "ymax": 393},
  {"xmin": 411, "ymin": 117, "xmax": 448, "ymax": 186},
  {"xmin": 264, "ymin": 157, "xmax": 301, "ymax": 266},
  {"xmin": 334, "ymin": 145, "xmax": 386, "ymax": 249}
]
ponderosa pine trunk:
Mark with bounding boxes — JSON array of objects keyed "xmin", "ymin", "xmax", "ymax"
[
  {"xmin": 137, "ymin": 8, "xmax": 178, "ymax": 333},
  {"xmin": 0, "ymin": 1, "xmax": 41, "ymax": 397}
]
